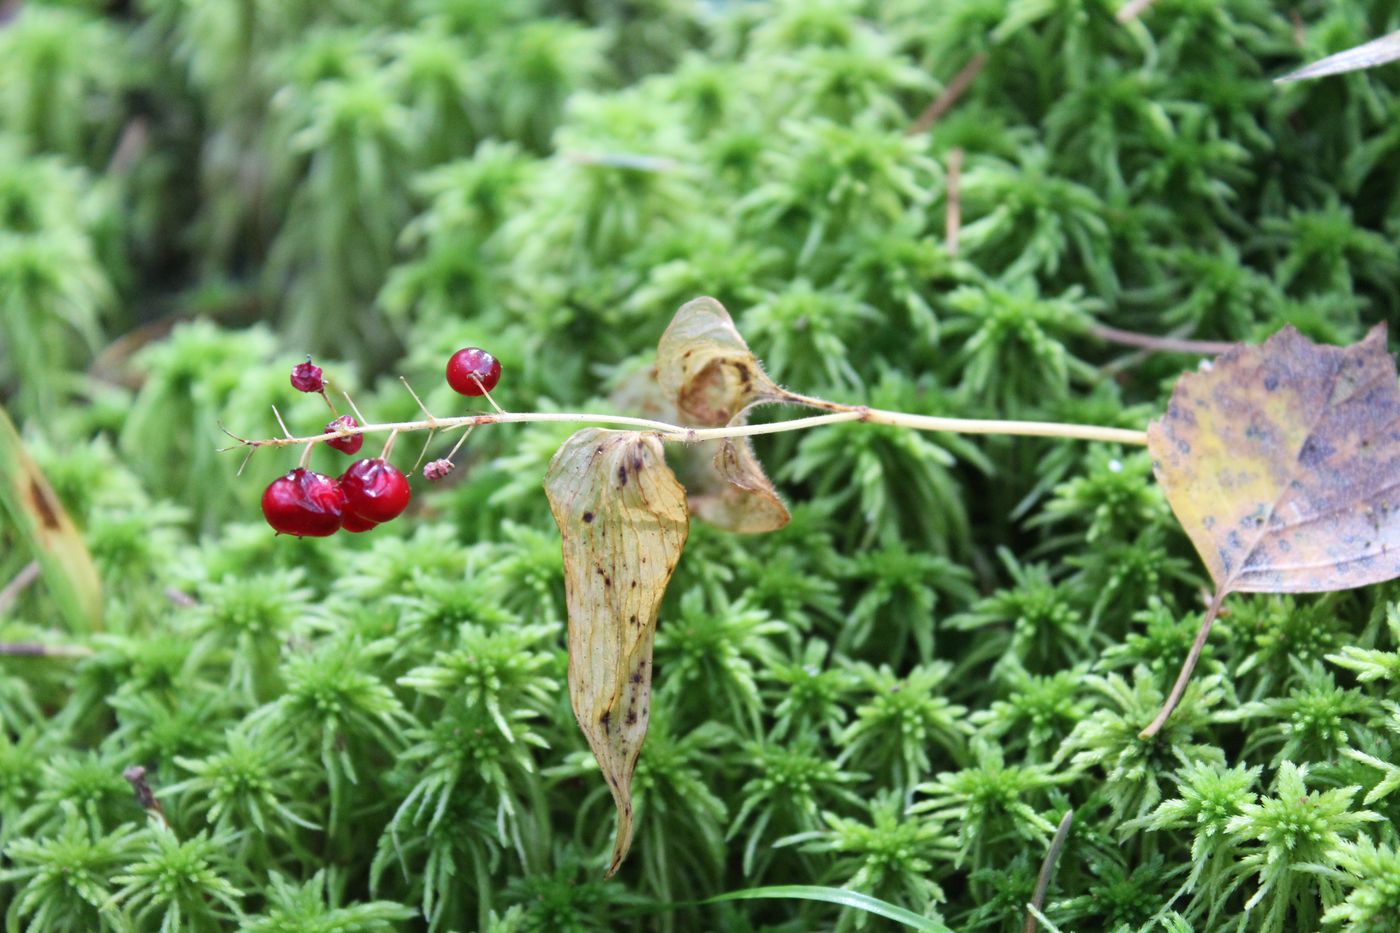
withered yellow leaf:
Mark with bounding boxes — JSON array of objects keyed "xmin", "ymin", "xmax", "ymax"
[
  {"xmin": 1143, "ymin": 324, "xmax": 1400, "ymax": 737},
  {"xmin": 544, "ymin": 428, "xmax": 689, "ymax": 877},
  {"xmin": 653, "ymin": 298, "xmax": 793, "ymax": 532},
  {"xmin": 687, "ymin": 434, "xmax": 790, "ymax": 534},
  {"xmin": 1150, "ymin": 324, "xmax": 1400, "ymax": 595},
  {"xmin": 655, "ymin": 296, "xmax": 786, "ymax": 427}
]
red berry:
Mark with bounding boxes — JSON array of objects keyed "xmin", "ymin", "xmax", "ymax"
[
  {"xmin": 261, "ymin": 468, "xmax": 346, "ymax": 537},
  {"xmin": 290, "ymin": 358, "xmax": 325, "ymax": 393},
  {"xmin": 446, "ymin": 347, "xmax": 501, "ymax": 396},
  {"xmin": 325, "ymin": 415, "xmax": 363, "ymax": 455},
  {"xmin": 339, "ymin": 458, "xmax": 411, "ymax": 524},
  {"xmin": 340, "ymin": 511, "xmax": 379, "ymax": 533}
]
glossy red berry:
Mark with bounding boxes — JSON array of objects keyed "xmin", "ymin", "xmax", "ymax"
[
  {"xmin": 324, "ymin": 415, "xmax": 363, "ymax": 455},
  {"xmin": 290, "ymin": 358, "xmax": 325, "ymax": 393},
  {"xmin": 261, "ymin": 468, "xmax": 346, "ymax": 537},
  {"xmin": 340, "ymin": 511, "xmax": 379, "ymax": 533},
  {"xmin": 446, "ymin": 347, "xmax": 501, "ymax": 396},
  {"xmin": 339, "ymin": 458, "xmax": 411, "ymax": 524}
]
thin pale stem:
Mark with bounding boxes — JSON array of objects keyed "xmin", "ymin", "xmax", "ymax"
[
  {"xmin": 272, "ymin": 405, "xmax": 293, "ymax": 439},
  {"xmin": 908, "ymin": 52, "xmax": 988, "ymax": 135},
  {"xmin": 0, "ymin": 641, "xmax": 93, "ymax": 658},
  {"xmin": 1089, "ymin": 323, "xmax": 1235, "ymax": 356},
  {"xmin": 946, "ymin": 147, "xmax": 964, "ymax": 258},
  {"xmin": 446, "ymin": 425, "xmax": 475, "ymax": 461},
  {"xmin": 472, "ymin": 375, "xmax": 506, "ymax": 414},
  {"xmin": 343, "ymin": 391, "xmax": 369, "ymax": 426},
  {"xmin": 1140, "ymin": 589, "xmax": 1229, "ymax": 739},
  {"xmin": 400, "ymin": 377, "xmax": 436, "ymax": 423},
  {"xmin": 0, "ymin": 560, "xmax": 40, "ymax": 614},
  {"xmin": 410, "ymin": 428, "xmax": 438, "ymax": 474},
  {"xmin": 226, "ymin": 407, "xmax": 1149, "ymax": 452}
]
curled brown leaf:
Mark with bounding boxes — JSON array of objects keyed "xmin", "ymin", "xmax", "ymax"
[{"xmin": 655, "ymin": 296, "xmax": 787, "ymax": 426}]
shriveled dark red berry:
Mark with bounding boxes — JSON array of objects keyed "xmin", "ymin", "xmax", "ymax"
[
  {"xmin": 423, "ymin": 458, "xmax": 454, "ymax": 481},
  {"xmin": 339, "ymin": 458, "xmax": 411, "ymax": 524},
  {"xmin": 340, "ymin": 511, "xmax": 379, "ymax": 533},
  {"xmin": 445, "ymin": 347, "xmax": 501, "ymax": 396},
  {"xmin": 261, "ymin": 468, "xmax": 346, "ymax": 537},
  {"xmin": 290, "ymin": 358, "xmax": 325, "ymax": 393},
  {"xmin": 325, "ymin": 415, "xmax": 363, "ymax": 455}
]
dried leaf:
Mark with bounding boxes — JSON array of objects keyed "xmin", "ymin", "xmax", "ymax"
[
  {"xmin": 655, "ymin": 296, "xmax": 786, "ymax": 426},
  {"xmin": 688, "ymin": 435, "xmax": 790, "ymax": 534},
  {"xmin": 1150, "ymin": 324, "xmax": 1400, "ymax": 595},
  {"xmin": 1143, "ymin": 324, "xmax": 1400, "ymax": 736},
  {"xmin": 653, "ymin": 298, "xmax": 794, "ymax": 531},
  {"xmin": 0, "ymin": 403, "xmax": 103, "ymax": 631},
  {"xmin": 1275, "ymin": 30, "xmax": 1400, "ymax": 83},
  {"xmin": 544, "ymin": 428, "xmax": 689, "ymax": 876}
]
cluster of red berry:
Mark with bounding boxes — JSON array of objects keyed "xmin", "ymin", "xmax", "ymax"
[{"xmin": 261, "ymin": 348, "xmax": 501, "ymax": 537}]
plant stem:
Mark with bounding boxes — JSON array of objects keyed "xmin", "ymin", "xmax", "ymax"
[
  {"xmin": 226, "ymin": 406, "xmax": 1149, "ymax": 453},
  {"xmin": 0, "ymin": 641, "xmax": 93, "ymax": 658},
  {"xmin": 1088, "ymin": 323, "xmax": 1235, "ymax": 356},
  {"xmin": 1025, "ymin": 809, "xmax": 1074, "ymax": 933},
  {"xmin": 1139, "ymin": 588, "xmax": 1228, "ymax": 739}
]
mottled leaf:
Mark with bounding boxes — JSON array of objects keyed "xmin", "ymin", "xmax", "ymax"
[
  {"xmin": 653, "ymin": 298, "xmax": 794, "ymax": 531},
  {"xmin": 1150, "ymin": 324, "xmax": 1400, "ymax": 595},
  {"xmin": 1142, "ymin": 324, "xmax": 1400, "ymax": 736},
  {"xmin": 544, "ymin": 428, "xmax": 689, "ymax": 876},
  {"xmin": 0, "ymin": 403, "xmax": 102, "ymax": 631},
  {"xmin": 655, "ymin": 296, "xmax": 787, "ymax": 426}
]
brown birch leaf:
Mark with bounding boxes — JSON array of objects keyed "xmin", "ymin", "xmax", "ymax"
[
  {"xmin": 655, "ymin": 295, "xmax": 787, "ymax": 426},
  {"xmin": 1150, "ymin": 324, "xmax": 1400, "ymax": 595},
  {"xmin": 544, "ymin": 428, "xmax": 689, "ymax": 876},
  {"xmin": 1142, "ymin": 323, "xmax": 1400, "ymax": 735}
]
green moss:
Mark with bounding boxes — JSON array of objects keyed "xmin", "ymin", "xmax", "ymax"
[{"xmin": 5, "ymin": 0, "xmax": 1400, "ymax": 929}]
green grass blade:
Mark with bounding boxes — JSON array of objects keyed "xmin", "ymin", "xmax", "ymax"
[
  {"xmin": 0, "ymin": 402, "xmax": 102, "ymax": 631},
  {"xmin": 704, "ymin": 885, "xmax": 954, "ymax": 931}
]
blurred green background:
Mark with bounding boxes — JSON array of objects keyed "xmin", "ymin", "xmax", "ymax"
[{"xmin": 5, "ymin": 1, "xmax": 1400, "ymax": 931}]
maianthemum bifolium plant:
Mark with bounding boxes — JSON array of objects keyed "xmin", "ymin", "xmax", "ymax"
[{"xmin": 10, "ymin": 0, "xmax": 1400, "ymax": 931}]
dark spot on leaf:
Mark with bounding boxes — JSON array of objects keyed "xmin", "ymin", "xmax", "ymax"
[
  {"xmin": 1177, "ymin": 440, "xmax": 1191, "ymax": 454},
  {"xmin": 617, "ymin": 464, "xmax": 628, "ymax": 486},
  {"xmin": 1298, "ymin": 437, "xmax": 1333, "ymax": 468},
  {"xmin": 582, "ymin": 511, "xmax": 594, "ymax": 523},
  {"xmin": 1264, "ymin": 374, "xmax": 1279, "ymax": 391},
  {"xmin": 28, "ymin": 479, "xmax": 60, "ymax": 530}
]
